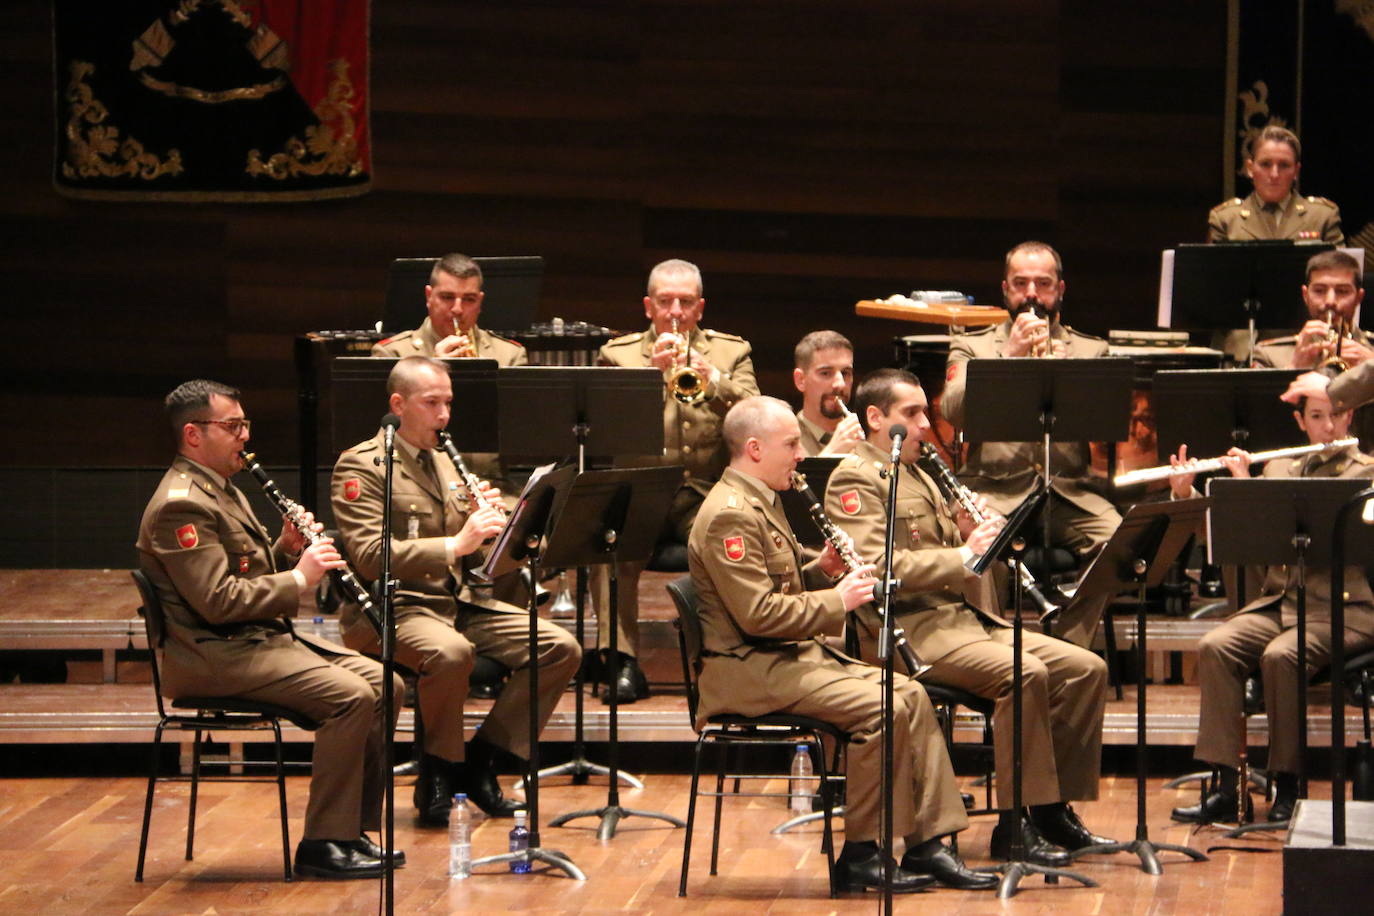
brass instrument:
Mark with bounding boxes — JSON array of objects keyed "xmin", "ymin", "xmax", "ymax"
[
  {"xmin": 789, "ymin": 470, "xmax": 931, "ymax": 676},
  {"xmin": 666, "ymin": 317, "xmax": 707, "ymax": 405},
  {"xmin": 1317, "ymin": 307, "xmax": 1353, "ymax": 375},
  {"xmin": 917, "ymin": 442, "xmax": 1060, "ymax": 621},
  {"xmin": 1029, "ymin": 304, "xmax": 1051, "ymax": 358},
  {"xmin": 444, "ymin": 325, "xmax": 479, "ymax": 358},
  {"xmin": 239, "ymin": 451, "xmax": 382, "ymax": 637},
  {"xmin": 1112, "ymin": 437, "xmax": 1359, "ymax": 487}
]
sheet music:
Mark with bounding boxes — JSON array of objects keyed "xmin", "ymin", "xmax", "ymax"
[{"xmin": 480, "ymin": 462, "xmax": 558, "ymax": 581}]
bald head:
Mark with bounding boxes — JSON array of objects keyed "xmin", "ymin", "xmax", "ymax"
[
  {"xmin": 387, "ymin": 356, "xmax": 447, "ymax": 397},
  {"xmin": 723, "ymin": 396, "xmax": 794, "ymax": 457}
]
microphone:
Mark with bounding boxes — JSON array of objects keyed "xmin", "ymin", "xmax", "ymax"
[
  {"xmin": 887, "ymin": 424, "xmax": 907, "ymax": 465},
  {"xmin": 381, "ymin": 413, "xmax": 400, "ymax": 447}
]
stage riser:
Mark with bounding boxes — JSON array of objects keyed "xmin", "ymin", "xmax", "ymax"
[{"xmin": 1283, "ymin": 800, "xmax": 1374, "ymax": 916}]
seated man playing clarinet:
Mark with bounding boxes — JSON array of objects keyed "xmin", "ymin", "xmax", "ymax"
[
  {"xmin": 689, "ymin": 395, "xmax": 995, "ymax": 892},
  {"xmin": 137, "ymin": 380, "xmax": 403, "ymax": 879},
  {"xmin": 331, "ymin": 356, "xmax": 581, "ymax": 826},
  {"xmin": 825, "ymin": 369, "xmax": 1112, "ymax": 867},
  {"xmin": 1169, "ymin": 386, "xmax": 1374, "ymax": 824}
]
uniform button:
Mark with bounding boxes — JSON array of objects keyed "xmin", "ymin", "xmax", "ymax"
[
  {"xmin": 683, "ymin": 445, "xmax": 692, "ymax": 454},
  {"xmin": 682, "ymin": 421, "xmax": 691, "ymax": 430},
  {"xmin": 409, "ymin": 504, "xmax": 417, "ymax": 511},
  {"xmin": 683, "ymin": 470, "xmax": 691, "ymax": 480}
]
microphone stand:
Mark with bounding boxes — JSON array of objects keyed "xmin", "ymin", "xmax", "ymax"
[
  {"xmin": 877, "ymin": 429, "xmax": 905, "ymax": 916},
  {"xmin": 377, "ymin": 418, "xmax": 399, "ymax": 915}
]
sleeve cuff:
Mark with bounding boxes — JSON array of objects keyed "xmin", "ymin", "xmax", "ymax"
[{"xmin": 290, "ymin": 569, "xmax": 308, "ymax": 592}]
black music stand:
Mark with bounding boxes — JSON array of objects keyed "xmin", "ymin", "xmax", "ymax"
[
  {"xmin": 780, "ymin": 456, "xmax": 843, "ymax": 548},
  {"xmin": 469, "ymin": 464, "xmax": 585, "ymax": 879},
  {"xmin": 1167, "ymin": 242, "xmax": 1331, "ymax": 363},
  {"xmin": 538, "ymin": 467, "xmax": 687, "ymax": 840},
  {"xmin": 1067, "ymin": 499, "xmax": 1211, "ymax": 874},
  {"xmin": 1329, "ymin": 486, "xmax": 1374, "ymax": 847},
  {"xmin": 382, "ymin": 255, "xmax": 545, "ymax": 336},
  {"xmin": 1206, "ymin": 477, "xmax": 1372, "ymax": 838},
  {"xmin": 495, "ymin": 367, "xmax": 665, "ymax": 797},
  {"xmin": 329, "ymin": 357, "xmax": 501, "ymax": 456}
]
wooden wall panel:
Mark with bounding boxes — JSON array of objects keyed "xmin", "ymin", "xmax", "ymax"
[{"xmin": 0, "ymin": 0, "xmax": 1226, "ymax": 468}]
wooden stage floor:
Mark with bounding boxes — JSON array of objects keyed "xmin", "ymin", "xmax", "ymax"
[{"xmin": 0, "ymin": 769, "xmax": 1293, "ymax": 915}]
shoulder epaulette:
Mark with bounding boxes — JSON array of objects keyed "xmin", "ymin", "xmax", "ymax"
[
  {"xmin": 1210, "ymin": 197, "xmax": 1244, "ymax": 214},
  {"xmin": 1352, "ymin": 452, "xmax": 1374, "ymax": 465},
  {"xmin": 962, "ymin": 323, "xmax": 997, "ymax": 337},
  {"xmin": 489, "ymin": 331, "xmax": 522, "ymax": 348},
  {"xmin": 704, "ymin": 329, "xmax": 746, "ymax": 343},
  {"xmin": 605, "ymin": 331, "xmax": 644, "ymax": 346},
  {"xmin": 1067, "ymin": 326, "xmax": 1107, "ymax": 343},
  {"xmin": 1306, "ymin": 195, "xmax": 1338, "ymax": 209}
]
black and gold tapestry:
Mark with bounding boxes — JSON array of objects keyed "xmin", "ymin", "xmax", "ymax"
[{"xmin": 54, "ymin": 0, "xmax": 370, "ymax": 202}]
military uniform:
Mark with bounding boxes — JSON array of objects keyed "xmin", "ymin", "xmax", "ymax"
[
  {"xmin": 137, "ymin": 456, "xmax": 400, "ymax": 841},
  {"xmin": 1207, "ymin": 191, "xmax": 1344, "ymax": 244},
  {"xmin": 825, "ymin": 441, "xmax": 1107, "ymax": 808},
  {"xmin": 688, "ymin": 466, "xmax": 968, "ymax": 843},
  {"xmin": 330, "ymin": 430, "xmax": 580, "ymax": 764},
  {"xmin": 371, "ymin": 318, "xmax": 528, "ymax": 365},
  {"xmin": 1331, "ymin": 359, "xmax": 1374, "ymax": 414},
  {"xmin": 1253, "ymin": 327, "xmax": 1374, "ymax": 452},
  {"xmin": 1194, "ymin": 446, "xmax": 1374, "ymax": 772},
  {"xmin": 594, "ymin": 325, "xmax": 759, "ymax": 656},
  {"xmin": 797, "ymin": 410, "xmax": 834, "ymax": 456}
]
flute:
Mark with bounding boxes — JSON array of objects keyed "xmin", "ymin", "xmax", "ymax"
[
  {"xmin": 916, "ymin": 443, "xmax": 1060, "ymax": 621},
  {"xmin": 790, "ymin": 470, "xmax": 931, "ymax": 676},
  {"xmin": 239, "ymin": 451, "xmax": 382, "ymax": 637},
  {"xmin": 1112, "ymin": 438, "xmax": 1358, "ymax": 487}
]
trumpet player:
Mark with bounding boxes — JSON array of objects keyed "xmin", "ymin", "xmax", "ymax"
[
  {"xmin": 689, "ymin": 396, "xmax": 991, "ymax": 892},
  {"xmin": 943, "ymin": 241, "xmax": 1120, "ymax": 648},
  {"xmin": 1170, "ymin": 385, "xmax": 1374, "ymax": 825},
  {"xmin": 793, "ymin": 330, "xmax": 864, "ymax": 456},
  {"xmin": 331, "ymin": 357, "xmax": 581, "ymax": 825},
  {"xmin": 1252, "ymin": 250, "xmax": 1370, "ymax": 372},
  {"xmin": 592, "ymin": 258, "xmax": 758, "ymax": 702},
  {"xmin": 825, "ymin": 369, "xmax": 1112, "ymax": 867},
  {"xmin": 138, "ymin": 380, "xmax": 403, "ymax": 879}
]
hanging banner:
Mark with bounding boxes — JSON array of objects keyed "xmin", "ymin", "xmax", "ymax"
[{"xmin": 53, "ymin": 0, "xmax": 370, "ymax": 202}]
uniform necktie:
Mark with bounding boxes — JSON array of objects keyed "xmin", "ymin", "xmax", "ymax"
[{"xmin": 417, "ymin": 449, "xmax": 442, "ymax": 493}]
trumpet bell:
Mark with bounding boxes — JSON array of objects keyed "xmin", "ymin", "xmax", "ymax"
[{"xmin": 668, "ymin": 365, "xmax": 707, "ymax": 404}]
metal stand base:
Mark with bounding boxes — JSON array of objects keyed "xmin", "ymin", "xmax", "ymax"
[
  {"xmin": 520, "ymin": 758, "xmax": 644, "ymax": 791},
  {"xmin": 1224, "ymin": 818, "xmax": 1286, "ymax": 839},
  {"xmin": 549, "ymin": 805, "xmax": 685, "ymax": 841},
  {"xmin": 986, "ymin": 860, "xmax": 1097, "ymax": 899},
  {"xmin": 471, "ymin": 846, "xmax": 587, "ymax": 880},
  {"xmin": 771, "ymin": 806, "xmax": 845, "ymax": 834},
  {"xmin": 1072, "ymin": 838, "xmax": 1208, "ymax": 877}
]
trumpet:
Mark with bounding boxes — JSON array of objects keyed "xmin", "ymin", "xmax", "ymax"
[
  {"xmin": 1317, "ymin": 307, "xmax": 1353, "ymax": 375},
  {"xmin": 436, "ymin": 431, "xmax": 506, "ymax": 522},
  {"xmin": 239, "ymin": 451, "xmax": 382, "ymax": 637},
  {"xmin": 443, "ymin": 326, "xmax": 479, "ymax": 358},
  {"xmin": 1028, "ymin": 304, "xmax": 1052, "ymax": 358},
  {"xmin": 1112, "ymin": 437, "xmax": 1359, "ymax": 487},
  {"xmin": 789, "ymin": 470, "xmax": 930, "ymax": 676},
  {"xmin": 666, "ymin": 317, "xmax": 707, "ymax": 405},
  {"xmin": 917, "ymin": 443, "xmax": 1060, "ymax": 621}
]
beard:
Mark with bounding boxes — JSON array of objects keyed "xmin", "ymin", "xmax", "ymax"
[{"xmin": 819, "ymin": 394, "xmax": 847, "ymax": 420}]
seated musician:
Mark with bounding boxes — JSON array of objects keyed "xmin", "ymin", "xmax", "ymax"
[
  {"xmin": 331, "ymin": 357, "xmax": 581, "ymax": 825},
  {"xmin": 689, "ymin": 395, "xmax": 994, "ymax": 892},
  {"xmin": 1169, "ymin": 387, "xmax": 1374, "ymax": 824},
  {"xmin": 941, "ymin": 240, "xmax": 1120, "ymax": 647},
  {"xmin": 792, "ymin": 330, "xmax": 864, "ymax": 456},
  {"xmin": 825, "ymin": 369, "xmax": 1113, "ymax": 867},
  {"xmin": 1207, "ymin": 124, "xmax": 1343, "ymax": 244},
  {"xmin": 137, "ymin": 380, "xmax": 403, "ymax": 879},
  {"xmin": 592, "ymin": 258, "xmax": 759, "ymax": 703}
]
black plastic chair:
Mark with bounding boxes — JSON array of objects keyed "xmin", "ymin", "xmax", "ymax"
[
  {"xmin": 131, "ymin": 569, "xmax": 319, "ymax": 882},
  {"xmin": 666, "ymin": 574, "xmax": 848, "ymax": 898}
]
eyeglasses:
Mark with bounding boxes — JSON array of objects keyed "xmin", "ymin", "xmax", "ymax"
[{"xmin": 193, "ymin": 418, "xmax": 252, "ymax": 435}]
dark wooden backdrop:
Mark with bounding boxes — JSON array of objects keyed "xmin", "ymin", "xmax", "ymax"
[{"xmin": 0, "ymin": 1, "xmax": 1226, "ymax": 468}]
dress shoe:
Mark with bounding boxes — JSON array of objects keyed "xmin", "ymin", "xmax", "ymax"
[
  {"xmin": 961, "ymin": 791, "xmax": 975, "ymax": 810},
  {"xmin": 293, "ymin": 839, "xmax": 383, "ymax": 879},
  {"xmin": 413, "ymin": 754, "xmax": 455, "ymax": 827},
  {"xmin": 600, "ymin": 651, "xmax": 650, "ymax": 705},
  {"xmin": 1268, "ymin": 772, "xmax": 1298, "ymax": 822},
  {"xmin": 1170, "ymin": 789, "xmax": 1240, "ymax": 824},
  {"xmin": 459, "ymin": 736, "xmax": 524, "ymax": 818},
  {"xmin": 901, "ymin": 841, "xmax": 997, "ymax": 890},
  {"xmin": 989, "ymin": 815, "xmax": 1073, "ymax": 867},
  {"xmin": 1029, "ymin": 803, "xmax": 1115, "ymax": 851},
  {"xmin": 469, "ymin": 679, "xmax": 505, "ymax": 700},
  {"xmin": 834, "ymin": 848, "xmax": 935, "ymax": 894},
  {"xmin": 352, "ymin": 834, "xmax": 406, "ymax": 868}
]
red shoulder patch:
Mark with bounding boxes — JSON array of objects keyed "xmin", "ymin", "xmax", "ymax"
[
  {"xmin": 946, "ymin": 364, "xmax": 958, "ymax": 382},
  {"xmin": 343, "ymin": 478, "xmax": 361, "ymax": 501},
  {"xmin": 722, "ymin": 536, "xmax": 746, "ymax": 562},
  {"xmin": 175, "ymin": 523, "xmax": 199, "ymax": 549},
  {"xmin": 839, "ymin": 490, "xmax": 861, "ymax": 515},
  {"xmin": 377, "ymin": 335, "xmax": 397, "ymax": 346}
]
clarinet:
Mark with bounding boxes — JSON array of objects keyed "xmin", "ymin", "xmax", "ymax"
[
  {"xmin": 239, "ymin": 451, "xmax": 383, "ymax": 637},
  {"xmin": 436, "ymin": 431, "xmax": 507, "ymax": 520},
  {"xmin": 790, "ymin": 471, "xmax": 931, "ymax": 677},
  {"xmin": 916, "ymin": 443, "xmax": 1060, "ymax": 621}
]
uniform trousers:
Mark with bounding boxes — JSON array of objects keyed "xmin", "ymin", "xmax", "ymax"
[
  {"xmin": 1195, "ymin": 609, "xmax": 1374, "ymax": 773},
  {"xmin": 346, "ymin": 604, "xmax": 580, "ymax": 763},
  {"xmin": 234, "ymin": 639, "xmax": 403, "ymax": 840}
]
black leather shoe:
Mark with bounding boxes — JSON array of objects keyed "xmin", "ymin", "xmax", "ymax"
[
  {"xmin": 1268, "ymin": 773, "xmax": 1297, "ymax": 822},
  {"xmin": 1170, "ymin": 790, "xmax": 1239, "ymax": 824},
  {"xmin": 293, "ymin": 839, "xmax": 384, "ymax": 879},
  {"xmin": 460, "ymin": 737, "xmax": 524, "ymax": 818},
  {"xmin": 601, "ymin": 652, "xmax": 650, "ymax": 705},
  {"xmin": 901, "ymin": 842, "xmax": 997, "ymax": 890},
  {"xmin": 1029, "ymin": 803, "xmax": 1115, "ymax": 851},
  {"xmin": 413, "ymin": 755, "xmax": 454, "ymax": 827},
  {"xmin": 989, "ymin": 816, "xmax": 1072, "ymax": 867},
  {"xmin": 834, "ymin": 850, "xmax": 935, "ymax": 894},
  {"xmin": 961, "ymin": 791, "xmax": 975, "ymax": 810},
  {"xmin": 352, "ymin": 835, "xmax": 406, "ymax": 868}
]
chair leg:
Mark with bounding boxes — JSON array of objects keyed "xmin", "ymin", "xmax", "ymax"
[
  {"xmin": 813, "ymin": 731, "xmax": 838, "ymax": 899},
  {"xmin": 679, "ymin": 734, "xmax": 708, "ymax": 897},
  {"xmin": 272, "ymin": 721, "xmax": 293, "ymax": 882},
  {"xmin": 1103, "ymin": 605, "xmax": 1124, "ymax": 701},
  {"xmin": 186, "ymin": 729, "xmax": 203, "ymax": 861},
  {"xmin": 135, "ymin": 722, "xmax": 166, "ymax": 882},
  {"xmin": 710, "ymin": 740, "xmax": 728, "ymax": 876}
]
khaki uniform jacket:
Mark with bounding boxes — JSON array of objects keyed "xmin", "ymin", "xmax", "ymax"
[
  {"xmin": 331, "ymin": 430, "xmax": 506, "ymax": 635},
  {"xmin": 1207, "ymin": 191, "xmax": 1344, "ymax": 245},
  {"xmin": 797, "ymin": 411, "xmax": 832, "ymax": 457},
  {"xmin": 943, "ymin": 318, "xmax": 1115, "ymax": 517},
  {"xmin": 1235, "ymin": 447, "xmax": 1374, "ymax": 637},
  {"xmin": 1253, "ymin": 328, "xmax": 1374, "ymax": 452},
  {"xmin": 599, "ymin": 326, "xmax": 758, "ymax": 497},
  {"xmin": 825, "ymin": 441, "xmax": 1008, "ymax": 662},
  {"xmin": 687, "ymin": 467, "xmax": 848, "ymax": 724},
  {"xmin": 135, "ymin": 457, "xmax": 356, "ymax": 698},
  {"xmin": 371, "ymin": 318, "xmax": 528, "ymax": 365},
  {"xmin": 1331, "ymin": 359, "xmax": 1374, "ymax": 414}
]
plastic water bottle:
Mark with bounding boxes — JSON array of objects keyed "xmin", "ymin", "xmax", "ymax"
[
  {"xmin": 789, "ymin": 744, "xmax": 813, "ymax": 813},
  {"xmin": 311, "ymin": 615, "xmax": 326, "ymax": 638},
  {"xmin": 449, "ymin": 793, "xmax": 471, "ymax": 879},
  {"xmin": 508, "ymin": 809, "xmax": 530, "ymax": 873}
]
